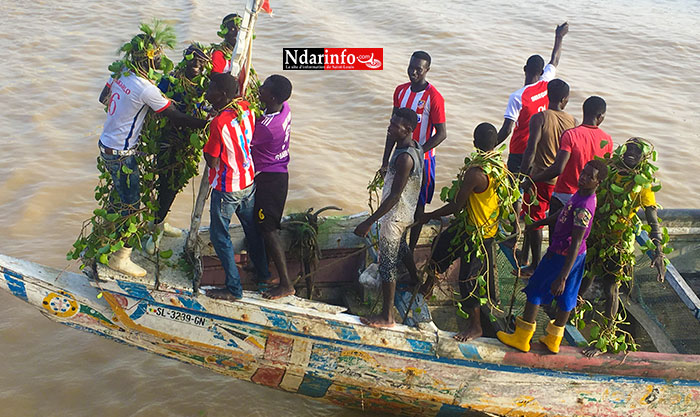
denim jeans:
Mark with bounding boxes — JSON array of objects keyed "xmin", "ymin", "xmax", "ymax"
[
  {"xmin": 210, "ymin": 186, "xmax": 270, "ymax": 297},
  {"xmin": 101, "ymin": 151, "xmax": 140, "ymax": 216}
]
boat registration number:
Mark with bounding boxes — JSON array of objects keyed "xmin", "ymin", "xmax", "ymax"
[{"xmin": 147, "ymin": 305, "xmax": 208, "ymax": 327}]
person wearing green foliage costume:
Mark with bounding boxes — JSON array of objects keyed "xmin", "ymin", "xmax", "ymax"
[
  {"xmin": 578, "ymin": 138, "xmax": 669, "ymax": 356},
  {"xmin": 144, "ymin": 43, "xmax": 213, "ymax": 255},
  {"xmin": 87, "ymin": 21, "xmax": 206, "ymax": 277}
]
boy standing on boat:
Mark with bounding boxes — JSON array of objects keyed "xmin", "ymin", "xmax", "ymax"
[
  {"xmin": 98, "ymin": 26, "xmax": 206, "ymax": 277},
  {"xmin": 251, "ymin": 75, "xmax": 295, "ymax": 300},
  {"xmin": 381, "ymin": 51, "xmax": 446, "ymax": 251},
  {"xmin": 497, "ymin": 159, "xmax": 608, "ymax": 354},
  {"xmin": 203, "ymin": 73, "xmax": 270, "ymax": 301},
  {"xmin": 518, "ymin": 79, "xmax": 576, "ymax": 276},
  {"xmin": 578, "ymin": 138, "xmax": 667, "ymax": 356},
  {"xmin": 496, "ymin": 22, "xmax": 568, "ymax": 173},
  {"xmin": 417, "ymin": 123, "xmax": 502, "ymax": 342},
  {"xmin": 355, "ymin": 108, "xmax": 423, "ymax": 328},
  {"xmin": 530, "ymin": 96, "xmax": 614, "ymax": 213}
]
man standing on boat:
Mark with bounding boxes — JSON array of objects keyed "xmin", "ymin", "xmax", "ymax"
[
  {"xmin": 97, "ymin": 25, "xmax": 206, "ymax": 277},
  {"xmin": 417, "ymin": 123, "xmax": 502, "ymax": 341},
  {"xmin": 251, "ymin": 75, "xmax": 295, "ymax": 300},
  {"xmin": 355, "ymin": 108, "xmax": 423, "ymax": 328},
  {"xmin": 530, "ymin": 96, "xmax": 613, "ymax": 213},
  {"xmin": 381, "ymin": 51, "xmax": 446, "ymax": 252},
  {"xmin": 202, "ymin": 72, "xmax": 270, "ymax": 301},
  {"xmin": 518, "ymin": 79, "xmax": 576, "ymax": 276},
  {"xmin": 578, "ymin": 138, "xmax": 667, "ymax": 356}
]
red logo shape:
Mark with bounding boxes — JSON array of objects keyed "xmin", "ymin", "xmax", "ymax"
[{"xmin": 323, "ymin": 48, "xmax": 383, "ymax": 70}]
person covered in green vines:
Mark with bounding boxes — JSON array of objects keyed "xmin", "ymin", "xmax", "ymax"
[
  {"xmin": 578, "ymin": 138, "xmax": 667, "ymax": 356},
  {"xmin": 96, "ymin": 22, "xmax": 206, "ymax": 277},
  {"xmin": 143, "ymin": 43, "xmax": 212, "ymax": 255},
  {"xmin": 416, "ymin": 123, "xmax": 502, "ymax": 341},
  {"xmin": 354, "ymin": 108, "xmax": 423, "ymax": 328},
  {"xmin": 212, "ymin": 13, "xmax": 241, "ymax": 75},
  {"xmin": 498, "ymin": 159, "xmax": 608, "ymax": 354}
]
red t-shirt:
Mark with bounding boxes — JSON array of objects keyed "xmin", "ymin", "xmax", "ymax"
[
  {"xmin": 203, "ymin": 102, "xmax": 256, "ymax": 192},
  {"xmin": 211, "ymin": 50, "xmax": 232, "ymax": 74},
  {"xmin": 393, "ymin": 82, "xmax": 445, "ymax": 159},
  {"xmin": 553, "ymin": 125, "xmax": 613, "ymax": 194}
]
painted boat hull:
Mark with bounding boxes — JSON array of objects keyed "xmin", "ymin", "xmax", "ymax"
[{"xmin": 1, "ymin": 253, "xmax": 699, "ymax": 417}]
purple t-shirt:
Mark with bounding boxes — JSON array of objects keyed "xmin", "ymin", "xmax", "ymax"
[
  {"xmin": 548, "ymin": 191, "xmax": 596, "ymax": 256},
  {"xmin": 251, "ymin": 101, "xmax": 291, "ymax": 173}
]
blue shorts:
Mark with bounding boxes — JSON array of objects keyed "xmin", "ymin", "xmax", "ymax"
[
  {"xmin": 523, "ymin": 250, "xmax": 586, "ymax": 312},
  {"xmin": 418, "ymin": 154, "xmax": 436, "ymax": 206}
]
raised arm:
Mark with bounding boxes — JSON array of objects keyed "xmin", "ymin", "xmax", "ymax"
[
  {"xmin": 421, "ymin": 123, "xmax": 446, "ymax": 153},
  {"xmin": 355, "ymin": 153, "xmax": 414, "ymax": 236},
  {"xmin": 549, "ymin": 22, "xmax": 569, "ymax": 68}
]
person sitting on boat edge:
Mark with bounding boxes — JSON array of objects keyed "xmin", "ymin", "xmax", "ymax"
[
  {"xmin": 416, "ymin": 123, "xmax": 502, "ymax": 342},
  {"xmin": 251, "ymin": 74, "xmax": 295, "ymax": 300},
  {"xmin": 517, "ymin": 79, "xmax": 577, "ymax": 277},
  {"xmin": 380, "ymin": 50, "xmax": 447, "ymax": 252},
  {"xmin": 497, "ymin": 159, "xmax": 607, "ymax": 354},
  {"xmin": 354, "ymin": 108, "xmax": 423, "ymax": 328},
  {"xmin": 203, "ymin": 72, "xmax": 270, "ymax": 301},
  {"xmin": 98, "ymin": 27, "xmax": 207, "ymax": 277},
  {"xmin": 144, "ymin": 43, "xmax": 212, "ymax": 255},
  {"xmin": 578, "ymin": 138, "xmax": 667, "ymax": 357}
]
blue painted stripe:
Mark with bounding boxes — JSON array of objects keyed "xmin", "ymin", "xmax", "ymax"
[
  {"xmin": 116, "ymin": 280, "xmax": 155, "ymax": 301},
  {"xmin": 123, "ymin": 105, "xmax": 146, "ymax": 149},
  {"xmin": 436, "ymin": 404, "xmax": 470, "ymax": 417},
  {"xmin": 129, "ymin": 301, "xmax": 148, "ymax": 320},
  {"xmin": 4, "ymin": 272, "xmax": 28, "ymax": 301},
  {"xmin": 457, "ymin": 343, "xmax": 482, "ymax": 360},
  {"xmin": 179, "ymin": 296, "xmax": 206, "ymax": 312},
  {"xmin": 297, "ymin": 373, "xmax": 333, "ymax": 398},
  {"xmin": 407, "ymin": 338, "xmax": 433, "ymax": 355},
  {"xmin": 326, "ymin": 319, "xmax": 361, "ymax": 342},
  {"xmin": 105, "ymin": 291, "xmax": 700, "ymax": 387}
]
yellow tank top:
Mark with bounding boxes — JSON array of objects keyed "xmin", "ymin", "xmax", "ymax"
[{"xmin": 467, "ymin": 171, "xmax": 499, "ymax": 238}]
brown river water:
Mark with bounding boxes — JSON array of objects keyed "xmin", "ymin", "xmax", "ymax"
[{"xmin": 1, "ymin": 0, "xmax": 699, "ymax": 415}]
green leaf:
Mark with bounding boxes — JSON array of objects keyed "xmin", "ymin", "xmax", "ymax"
[
  {"xmin": 610, "ymin": 184, "xmax": 625, "ymax": 194},
  {"xmin": 600, "ymin": 140, "xmax": 609, "ymax": 149},
  {"xmin": 121, "ymin": 165, "xmax": 133, "ymax": 174},
  {"xmin": 105, "ymin": 213, "xmax": 120, "ymax": 222},
  {"xmin": 93, "ymin": 208, "xmax": 108, "ymax": 217},
  {"xmin": 651, "ymin": 184, "xmax": 662, "ymax": 192},
  {"xmin": 128, "ymin": 223, "xmax": 138, "ymax": 233},
  {"xmin": 634, "ymin": 174, "xmax": 647, "ymax": 185},
  {"xmin": 99, "ymin": 254, "xmax": 109, "ymax": 265},
  {"xmin": 159, "ymin": 249, "xmax": 173, "ymax": 259},
  {"xmin": 591, "ymin": 325, "xmax": 600, "ymax": 339}
]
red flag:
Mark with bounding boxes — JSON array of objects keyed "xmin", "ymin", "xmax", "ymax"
[{"xmin": 260, "ymin": 0, "xmax": 272, "ymax": 14}]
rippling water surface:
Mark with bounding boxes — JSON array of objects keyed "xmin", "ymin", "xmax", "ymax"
[{"xmin": 1, "ymin": 0, "xmax": 698, "ymax": 415}]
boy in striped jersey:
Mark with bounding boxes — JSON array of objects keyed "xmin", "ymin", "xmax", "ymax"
[
  {"xmin": 381, "ymin": 51, "xmax": 447, "ymax": 251},
  {"xmin": 203, "ymin": 73, "xmax": 270, "ymax": 301}
]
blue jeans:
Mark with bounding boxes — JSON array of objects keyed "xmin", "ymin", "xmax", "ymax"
[
  {"xmin": 101, "ymin": 151, "xmax": 140, "ymax": 216},
  {"xmin": 210, "ymin": 186, "xmax": 270, "ymax": 297}
]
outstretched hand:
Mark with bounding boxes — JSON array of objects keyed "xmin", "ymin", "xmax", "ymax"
[
  {"xmin": 556, "ymin": 22, "xmax": 569, "ymax": 38},
  {"xmin": 651, "ymin": 252, "xmax": 666, "ymax": 282}
]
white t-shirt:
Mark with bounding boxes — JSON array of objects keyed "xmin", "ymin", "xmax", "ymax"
[{"xmin": 99, "ymin": 72, "xmax": 171, "ymax": 150}]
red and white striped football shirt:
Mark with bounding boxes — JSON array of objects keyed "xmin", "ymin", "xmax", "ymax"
[
  {"xmin": 204, "ymin": 102, "xmax": 256, "ymax": 192},
  {"xmin": 393, "ymin": 82, "xmax": 446, "ymax": 159}
]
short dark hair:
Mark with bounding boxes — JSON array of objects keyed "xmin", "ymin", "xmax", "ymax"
[
  {"xmin": 222, "ymin": 13, "xmax": 240, "ymax": 27},
  {"xmin": 265, "ymin": 75, "xmax": 292, "ymax": 102},
  {"xmin": 525, "ymin": 54, "xmax": 545, "ymax": 75},
  {"xmin": 547, "ymin": 79, "xmax": 570, "ymax": 103},
  {"xmin": 210, "ymin": 72, "xmax": 239, "ymax": 99},
  {"xmin": 583, "ymin": 96, "xmax": 607, "ymax": 118},
  {"xmin": 473, "ymin": 122, "xmax": 497, "ymax": 151},
  {"xmin": 411, "ymin": 51, "xmax": 431, "ymax": 66},
  {"xmin": 586, "ymin": 159, "xmax": 609, "ymax": 182},
  {"xmin": 394, "ymin": 107, "xmax": 418, "ymax": 131}
]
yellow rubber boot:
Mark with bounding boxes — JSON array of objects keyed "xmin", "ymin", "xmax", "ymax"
[
  {"xmin": 497, "ymin": 317, "xmax": 536, "ymax": 352},
  {"xmin": 539, "ymin": 320, "xmax": 565, "ymax": 353}
]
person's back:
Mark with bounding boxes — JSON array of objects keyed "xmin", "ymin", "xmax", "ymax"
[
  {"xmin": 466, "ymin": 167, "xmax": 500, "ymax": 238},
  {"xmin": 206, "ymin": 101, "xmax": 256, "ymax": 191},
  {"xmin": 530, "ymin": 109, "xmax": 576, "ymax": 185},
  {"xmin": 553, "ymin": 124, "xmax": 613, "ymax": 195}
]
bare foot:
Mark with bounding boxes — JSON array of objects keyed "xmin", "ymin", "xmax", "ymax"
[
  {"xmin": 453, "ymin": 326, "xmax": 483, "ymax": 342},
  {"xmin": 360, "ymin": 315, "xmax": 395, "ymax": 328},
  {"xmin": 206, "ymin": 288, "xmax": 242, "ymax": 301},
  {"xmin": 263, "ymin": 285, "xmax": 296, "ymax": 300},
  {"xmin": 582, "ymin": 345, "xmax": 603, "ymax": 358}
]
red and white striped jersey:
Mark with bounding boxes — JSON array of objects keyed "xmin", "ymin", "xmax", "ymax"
[
  {"xmin": 393, "ymin": 82, "xmax": 446, "ymax": 159},
  {"xmin": 204, "ymin": 102, "xmax": 256, "ymax": 192},
  {"xmin": 504, "ymin": 63, "xmax": 556, "ymax": 154}
]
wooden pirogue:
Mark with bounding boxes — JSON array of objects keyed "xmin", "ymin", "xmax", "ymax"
[{"xmin": 1, "ymin": 210, "xmax": 699, "ymax": 417}]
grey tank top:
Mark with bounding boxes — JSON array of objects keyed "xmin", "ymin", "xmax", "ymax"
[{"xmin": 381, "ymin": 142, "xmax": 424, "ymax": 224}]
